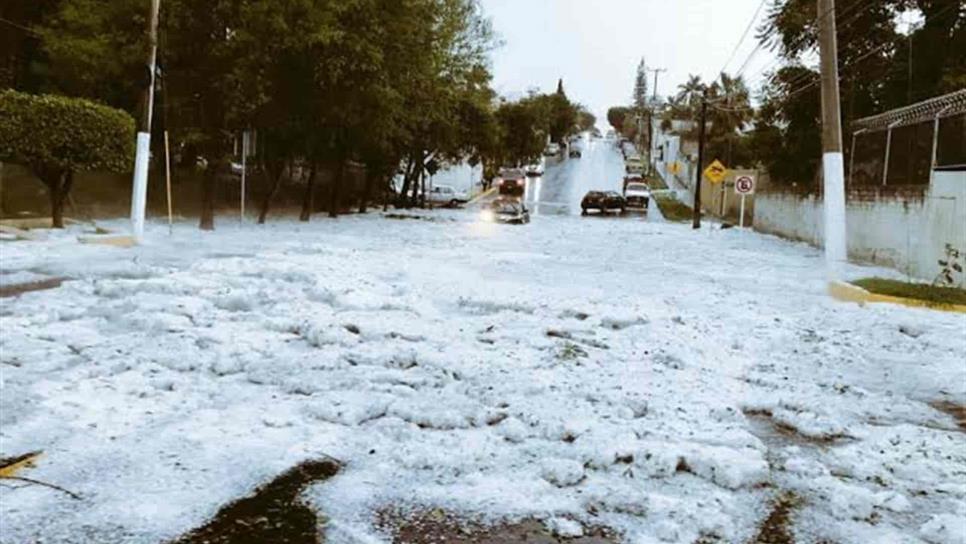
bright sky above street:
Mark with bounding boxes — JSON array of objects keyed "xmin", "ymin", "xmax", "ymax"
[{"xmin": 481, "ymin": 0, "xmax": 778, "ymax": 124}]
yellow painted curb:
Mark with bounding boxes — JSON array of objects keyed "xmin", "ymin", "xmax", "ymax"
[
  {"xmin": 0, "ymin": 451, "xmax": 43, "ymax": 478},
  {"xmin": 77, "ymin": 234, "xmax": 137, "ymax": 248},
  {"xmin": 829, "ymin": 281, "xmax": 966, "ymax": 314}
]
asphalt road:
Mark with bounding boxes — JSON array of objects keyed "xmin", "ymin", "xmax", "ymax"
[{"xmin": 513, "ymin": 135, "xmax": 659, "ymax": 219}]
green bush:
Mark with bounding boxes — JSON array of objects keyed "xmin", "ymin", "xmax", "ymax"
[{"xmin": 0, "ymin": 90, "xmax": 134, "ymax": 227}]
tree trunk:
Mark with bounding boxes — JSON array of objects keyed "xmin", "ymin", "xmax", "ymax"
[
  {"xmin": 199, "ymin": 161, "xmax": 217, "ymax": 231},
  {"xmin": 359, "ymin": 167, "xmax": 377, "ymax": 214},
  {"xmin": 39, "ymin": 169, "xmax": 72, "ymax": 228},
  {"xmin": 409, "ymin": 153, "xmax": 423, "ymax": 207},
  {"xmin": 419, "ymin": 166, "xmax": 427, "ymax": 208},
  {"xmin": 299, "ymin": 162, "xmax": 317, "ymax": 222},
  {"xmin": 329, "ymin": 157, "xmax": 345, "ymax": 218},
  {"xmin": 258, "ymin": 162, "xmax": 284, "ymax": 224},
  {"xmin": 398, "ymin": 156, "xmax": 416, "ymax": 207}
]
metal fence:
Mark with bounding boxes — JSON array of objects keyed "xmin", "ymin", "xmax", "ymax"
[{"xmin": 849, "ymin": 90, "xmax": 966, "ymax": 188}]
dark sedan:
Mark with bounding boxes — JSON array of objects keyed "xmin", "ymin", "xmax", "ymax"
[{"xmin": 581, "ymin": 191, "xmax": 626, "ymax": 215}]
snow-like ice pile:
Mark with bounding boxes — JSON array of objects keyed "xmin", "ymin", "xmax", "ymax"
[{"xmin": 1, "ymin": 213, "xmax": 963, "ymax": 543}]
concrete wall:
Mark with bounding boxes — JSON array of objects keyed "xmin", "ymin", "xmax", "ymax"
[{"xmin": 754, "ymin": 170, "xmax": 966, "ymax": 284}]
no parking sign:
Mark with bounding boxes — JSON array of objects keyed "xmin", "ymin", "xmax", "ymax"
[
  {"xmin": 735, "ymin": 175, "xmax": 755, "ymax": 195},
  {"xmin": 734, "ymin": 174, "xmax": 755, "ymax": 228}
]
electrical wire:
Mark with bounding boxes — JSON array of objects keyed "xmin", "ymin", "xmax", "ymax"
[
  {"xmin": 720, "ymin": 0, "xmax": 769, "ymax": 75},
  {"xmin": 0, "ymin": 17, "xmax": 42, "ymax": 36}
]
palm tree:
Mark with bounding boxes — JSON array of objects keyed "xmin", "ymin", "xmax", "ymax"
[{"xmin": 675, "ymin": 74, "xmax": 705, "ymax": 110}]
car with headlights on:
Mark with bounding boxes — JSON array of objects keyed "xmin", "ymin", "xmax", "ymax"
[
  {"xmin": 496, "ymin": 168, "xmax": 526, "ymax": 196},
  {"xmin": 482, "ymin": 197, "xmax": 530, "ymax": 224},
  {"xmin": 581, "ymin": 190, "xmax": 626, "ymax": 215}
]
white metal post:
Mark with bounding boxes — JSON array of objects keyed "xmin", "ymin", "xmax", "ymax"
[
  {"xmin": 882, "ymin": 123, "xmax": 896, "ymax": 185},
  {"xmin": 739, "ymin": 194, "xmax": 746, "ymax": 229},
  {"xmin": 929, "ymin": 107, "xmax": 950, "ymax": 187}
]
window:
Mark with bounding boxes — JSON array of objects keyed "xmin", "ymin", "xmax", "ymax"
[{"xmin": 937, "ymin": 113, "xmax": 966, "ymax": 170}]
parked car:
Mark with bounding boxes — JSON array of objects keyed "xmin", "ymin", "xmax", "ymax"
[
  {"xmin": 544, "ymin": 143, "xmax": 561, "ymax": 156},
  {"xmin": 625, "ymin": 158, "xmax": 644, "ymax": 175},
  {"xmin": 623, "ymin": 173, "xmax": 644, "ymax": 187},
  {"xmin": 427, "ymin": 184, "xmax": 469, "ymax": 207},
  {"xmin": 581, "ymin": 190, "xmax": 626, "ymax": 215},
  {"xmin": 525, "ymin": 161, "xmax": 544, "ymax": 176},
  {"xmin": 497, "ymin": 168, "xmax": 526, "ymax": 196},
  {"xmin": 481, "ymin": 197, "xmax": 530, "ymax": 224},
  {"xmin": 569, "ymin": 147, "xmax": 582, "ymax": 158},
  {"xmin": 623, "ymin": 182, "xmax": 651, "ymax": 212}
]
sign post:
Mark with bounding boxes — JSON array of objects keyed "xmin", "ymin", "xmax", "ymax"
[
  {"xmin": 241, "ymin": 131, "xmax": 249, "ymax": 222},
  {"xmin": 734, "ymin": 174, "xmax": 755, "ymax": 228}
]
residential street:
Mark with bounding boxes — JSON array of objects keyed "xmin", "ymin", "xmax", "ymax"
[{"xmin": 1, "ymin": 141, "xmax": 963, "ymax": 543}]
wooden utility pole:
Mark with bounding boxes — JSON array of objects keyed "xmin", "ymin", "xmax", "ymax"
[
  {"xmin": 817, "ymin": 0, "xmax": 847, "ymax": 277},
  {"xmin": 647, "ymin": 67, "xmax": 667, "ymax": 101},
  {"xmin": 692, "ymin": 89, "xmax": 708, "ymax": 229},
  {"xmin": 130, "ymin": 0, "xmax": 161, "ymax": 241}
]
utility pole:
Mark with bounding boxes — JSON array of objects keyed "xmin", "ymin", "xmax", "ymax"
[
  {"xmin": 130, "ymin": 0, "xmax": 161, "ymax": 241},
  {"xmin": 647, "ymin": 67, "xmax": 667, "ymax": 101},
  {"xmin": 692, "ymin": 89, "xmax": 708, "ymax": 229},
  {"xmin": 817, "ymin": 0, "xmax": 847, "ymax": 278}
]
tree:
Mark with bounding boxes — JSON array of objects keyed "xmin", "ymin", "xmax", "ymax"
[
  {"xmin": 758, "ymin": 0, "xmax": 966, "ymax": 185},
  {"xmin": 496, "ymin": 99, "xmax": 544, "ymax": 166},
  {"xmin": 633, "ymin": 58, "xmax": 649, "ymax": 111},
  {"xmin": 607, "ymin": 106, "xmax": 631, "ymax": 134},
  {"xmin": 0, "ymin": 90, "xmax": 134, "ymax": 227},
  {"xmin": 576, "ymin": 106, "xmax": 596, "ymax": 132}
]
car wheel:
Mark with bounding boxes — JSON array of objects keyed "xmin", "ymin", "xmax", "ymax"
[
  {"xmin": 449, "ymin": 199, "xmax": 459, "ymax": 208},
  {"xmin": 581, "ymin": 208, "xmax": 588, "ymax": 216}
]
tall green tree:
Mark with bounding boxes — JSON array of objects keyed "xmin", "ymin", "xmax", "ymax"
[{"xmin": 633, "ymin": 58, "xmax": 649, "ymax": 111}]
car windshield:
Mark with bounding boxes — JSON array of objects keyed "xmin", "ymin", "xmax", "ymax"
[
  {"xmin": 626, "ymin": 183, "xmax": 648, "ymax": 192},
  {"xmin": 492, "ymin": 201, "xmax": 520, "ymax": 213}
]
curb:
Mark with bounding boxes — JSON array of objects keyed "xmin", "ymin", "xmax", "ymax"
[{"xmin": 828, "ymin": 281, "xmax": 966, "ymax": 314}]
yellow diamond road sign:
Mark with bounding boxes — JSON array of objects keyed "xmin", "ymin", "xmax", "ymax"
[{"xmin": 703, "ymin": 160, "xmax": 728, "ymax": 184}]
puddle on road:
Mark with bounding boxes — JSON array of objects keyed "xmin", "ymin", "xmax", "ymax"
[
  {"xmin": 742, "ymin": 409, "xmax": 850, "ymax": 449},
  {"xmin": 171, "ymin": 458, "xmax": 340, "ymax": 544},
  {"xmin": 377, "ymin": 509, "xmax": 620, "ymax": 544}
]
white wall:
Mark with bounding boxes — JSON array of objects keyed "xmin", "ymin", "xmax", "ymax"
[{"xmin": 754, "ymin": 170, "xmax": 966, "ymax": 285}]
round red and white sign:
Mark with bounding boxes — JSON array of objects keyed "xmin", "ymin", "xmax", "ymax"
[{"xmin": 735, "ymin": 175, "xmax": 755, "ymax": 195}]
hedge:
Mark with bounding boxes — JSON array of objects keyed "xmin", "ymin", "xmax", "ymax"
[{"xmin": 0, "ymin": 90, "xmax": 135, "ymax": 226}]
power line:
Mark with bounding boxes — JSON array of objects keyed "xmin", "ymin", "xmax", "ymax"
[
  {"xmin": 748, "ymin": 0, "xmax": 874, "ymax": 83},
  {"xmin": 767, "ymin": 0, "xmax": 960, "ymax": 97},
  {"xmin": 733, "ymin": 0, "xmax": 873, "ymax": 88},
  {"xmin": 0, "ymin": 17, "xmax": 42, "ymax": 37},
  {"xmin": 720, "ymin": 0, "xmax": 768, "ymax": 75}
]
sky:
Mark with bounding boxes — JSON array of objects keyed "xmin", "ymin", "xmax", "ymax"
[{"xmin": 480, "ymin": 0, "xmax": 779, "ymax": 127}]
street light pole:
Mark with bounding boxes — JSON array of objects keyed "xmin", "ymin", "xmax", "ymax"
[
  {"xmin": 130, "ymin": 0, "xmax": 161, "ymax": 241},
  {"xmin": 817, "ymin": 0, "xmax": 847, "ymax": 279},
  {"xmin": 692, "ymin": 89, "xmax": 708, "ymax": 230},
  {"xmin": 648, "ymin": 67, "xmax": 667, "ymax": 101}
]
